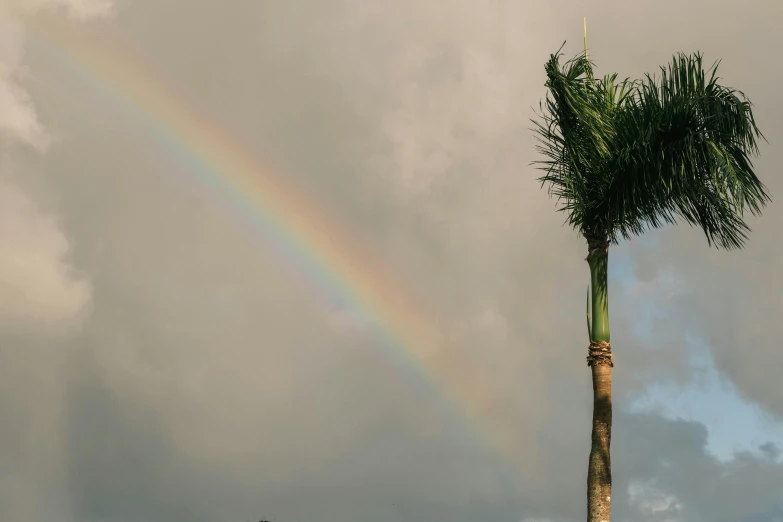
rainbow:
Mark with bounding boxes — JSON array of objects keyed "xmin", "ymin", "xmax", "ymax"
[{"xmin": 28, "ymin": 14, "xmax": 519, "ymax": 465}]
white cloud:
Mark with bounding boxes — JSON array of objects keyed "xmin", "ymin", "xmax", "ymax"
[
  {"xmin": 0, "ymin": 14, "xmax": 48, "ymax": 149},
  {"xmin": 0, "ymin": 0, "xmax": 103, "ymax": 330},
  {"xmin": 0, "ymin": 180, "xmax": 92, "ymax": 329},
  {"xmin": 628, "ymin": 479, "xmax": 683, "ymax": 517},
  {"xmin": 0, "ymin": 68, "xmax": 49, "ymax": 149},
  {"xmin": 0, "ymin": 0, "xmax": 113, "ymax": 148}
]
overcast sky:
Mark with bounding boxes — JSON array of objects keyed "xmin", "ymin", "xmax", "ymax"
[{"xmin": 1, "ymin": 0, "xmax": 782, "ymax": 521}]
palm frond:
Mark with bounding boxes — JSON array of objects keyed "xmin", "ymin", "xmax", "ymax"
[
  {"xmin": 605, "ymin": 52, "xmax": 770, "ymax": 248},
  {"xmin": 530, "ymin": 45, "xmax": 635, "ymax": 234},
  {"xmin": 531, "ymin": 47, "xmax": 770, "ymax": 249}
]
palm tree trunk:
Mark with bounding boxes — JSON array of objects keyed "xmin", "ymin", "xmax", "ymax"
[{"xmin": 586, "ymin": 242, "xmax": 612, "ymax": 522}]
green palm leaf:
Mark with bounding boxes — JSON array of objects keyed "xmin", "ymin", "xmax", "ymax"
[{"xmin": 531, "ymin": 47, "xmax": 770, "ymax": 249}]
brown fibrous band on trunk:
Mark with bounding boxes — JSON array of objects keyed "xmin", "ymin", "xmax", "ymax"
[
  {"xmin": 587, "ymin": 340, "xmax": 613, "ymax": 367},
  {"xmin": 584, "ymin": 232, "xmax": 609, "ymax": 263}
]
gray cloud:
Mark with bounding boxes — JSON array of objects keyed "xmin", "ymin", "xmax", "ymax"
[
  {"xmin": 0, "ymin": 2, "xmax": 106, "ymax": 521},
  {"xmin": 1, "ymin": 0, "xmax": 782, "ymax": 521}
]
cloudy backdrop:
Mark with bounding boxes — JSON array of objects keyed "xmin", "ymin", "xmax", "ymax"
[{"xmin": 1, "ymin": 0, "xmax": 782, "ymax": 521}]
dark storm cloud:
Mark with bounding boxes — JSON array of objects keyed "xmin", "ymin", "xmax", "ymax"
[{"xmin": 1, "ymin": 1, "xmax": 782, "ymax": 521}]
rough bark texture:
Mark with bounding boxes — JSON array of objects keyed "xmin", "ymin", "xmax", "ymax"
[{"xmin": 587, "ymin": 360, "xmax": 612, "ymax": 522}]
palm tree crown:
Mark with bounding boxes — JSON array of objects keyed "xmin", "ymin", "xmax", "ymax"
[{"xmin": 532, "ymin": 44, "xmax": 770, "ymax": 250}]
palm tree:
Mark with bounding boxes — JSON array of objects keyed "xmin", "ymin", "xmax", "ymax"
[{"xmin": 531, "ymin": 35, "xmax": 770, "ymax": 521}]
